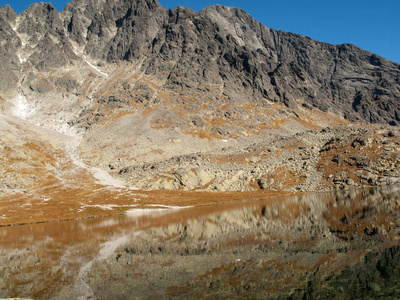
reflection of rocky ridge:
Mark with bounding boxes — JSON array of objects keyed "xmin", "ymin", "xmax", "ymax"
[
  {"xmin": 0, "ymin": 187, "xmax": 399, "ymax": 298},
  {"xmin": 300, "ymin": 245, "xmax": 400, "ymax": 299},
  {"xmin": 123, "ymin": 186, "xmax": 400, "ymax": 254},
  {"xmin": 85, "ymin": 186, "xmax": 400, "ymax": 299}
]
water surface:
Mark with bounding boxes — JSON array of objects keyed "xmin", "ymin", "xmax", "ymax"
[{"xmin": 1, "ymin": 186, "xmax": 400, "ymax": 299}]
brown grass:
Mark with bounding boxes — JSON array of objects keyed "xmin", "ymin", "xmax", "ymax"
[{"xmin": 0, "ymin": 181, "xmax": 296, "ymax": 226}]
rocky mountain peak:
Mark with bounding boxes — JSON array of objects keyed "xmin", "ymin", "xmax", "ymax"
[
  {"xmin": 0, "ymin": 0, "xmax": 398, "ymax": 126},
  {"xmin": 1, "ymin": 4, "xmax": 17, "ymax": 22},
  {"xmin": 18, "ymin": 2, "xmax": 64, "ymax": 37}
]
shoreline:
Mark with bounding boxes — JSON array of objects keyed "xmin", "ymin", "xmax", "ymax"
[
  {"xmin": 1, "ymin": 184, "xmax": 392, "ymax": 228},
  {"xmin": 0, "ymin": 189, "xmax": 298, "ymax": 227}
]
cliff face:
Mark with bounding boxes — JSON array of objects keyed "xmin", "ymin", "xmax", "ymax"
[
  {"xmin": 0, "ymin": 0, "xmax": 399, "ymax": 198},
  {"xmin": 1, "ymin": 0, "xmax": 400, "ymax": 124},
  {"xmin": 2, "ymin": 0, "xmax": 399, "ymax": 124}
]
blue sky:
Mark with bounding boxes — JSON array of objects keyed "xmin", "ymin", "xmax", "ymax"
[{"xmin": 4, "ymin": 0, "xmax": 400, "ymax": 63}]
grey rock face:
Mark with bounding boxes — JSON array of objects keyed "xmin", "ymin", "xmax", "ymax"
[
  {"xmin": 73, "ymin": 1, "xmax": 400, "ymax": 125},
  {"xmin": 19, "ymin": 3, "xmax": 77, "ymax": 72},
  {"xmin": 0, "ymin": 5, "xmax": 20, "ymax": 91},
  {"xmin": 1, "ymin": 0, "xmax": 400, "ymax": 125}
]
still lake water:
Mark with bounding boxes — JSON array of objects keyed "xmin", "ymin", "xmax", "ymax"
[{"xmin": 1, "ymin": 186, "xmax": 400, "ymax": 299}]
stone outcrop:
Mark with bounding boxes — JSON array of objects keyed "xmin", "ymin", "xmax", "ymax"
[{"xmin": 0, "ymin": 4, "xmax": 20, "ymax": 91}]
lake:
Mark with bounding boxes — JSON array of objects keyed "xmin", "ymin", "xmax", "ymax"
[{"xmin": 1, "ymin": 185, "xmax": 400, "ymax": 299}]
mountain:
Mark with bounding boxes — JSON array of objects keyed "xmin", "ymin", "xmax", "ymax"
[
  {"xmin": 2, "ymin": 0, "xmax": 400, "ymax": 123},
  {"xmin": 0, "ymin": 0, "xmax": 399, "ymax": 224}
]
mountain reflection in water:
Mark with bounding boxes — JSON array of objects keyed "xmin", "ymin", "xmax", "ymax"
[{"xmin": 1, "ymin": 186, "xmax": 400, "ymax": 299}]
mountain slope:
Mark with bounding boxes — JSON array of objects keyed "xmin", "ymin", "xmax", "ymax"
[
  {"xmin": 0, "ymin": 0, "xmax": 399, "ymax": 219},
  {"xmin": 1, "ymin": 0, "xmax": 400, "ymax": 125},
  {"xmin": 63, "ymin": 0, "xmax": 400, "ymax": 125}
]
